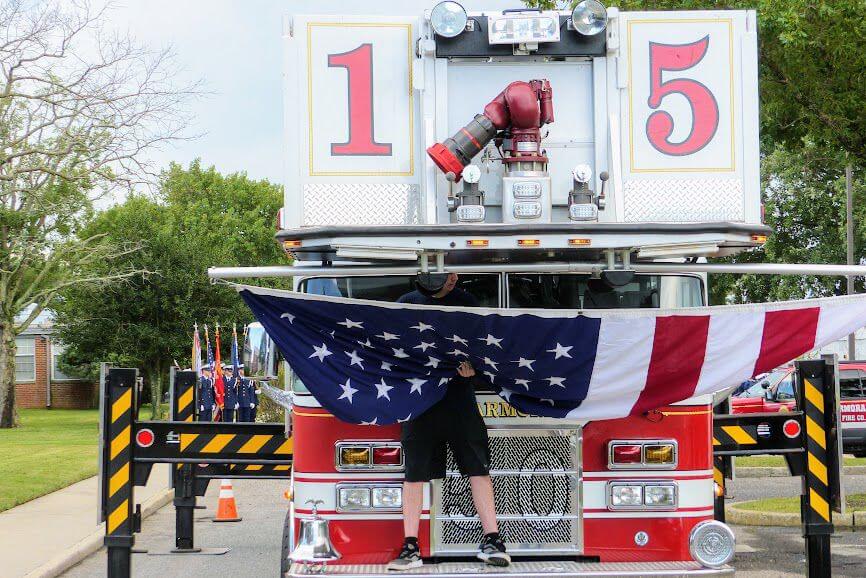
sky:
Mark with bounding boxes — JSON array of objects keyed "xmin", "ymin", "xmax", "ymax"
[{"xmin": 98, "ymin": 0, "xmax": 518, "ymax": 197}]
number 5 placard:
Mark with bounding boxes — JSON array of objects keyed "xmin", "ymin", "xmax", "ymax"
[{"xmin": 627, "ymin": 18, "xmax": 735, "ymax": 173}]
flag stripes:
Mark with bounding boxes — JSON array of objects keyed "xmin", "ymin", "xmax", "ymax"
[
  {"xmin": 179, "ymin": 433, "xmax": 292, "ymax": 456},
  {"xmin": 803, "ymin": 377, "xmax": 831, "ymax": 523}
]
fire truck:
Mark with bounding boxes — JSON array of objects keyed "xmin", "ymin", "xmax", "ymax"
[{"xmin": 220, "ymin": 0, "xmax": 767, "ymax": 575}]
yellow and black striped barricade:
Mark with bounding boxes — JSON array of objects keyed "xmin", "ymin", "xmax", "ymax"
[
  {"xmin": 712, "ymin": 412, "xmax": 806, "ymax": 457},
  {"xmin": 796, "ymin": 358, "xmax": 843, "ymax": 578},
  {"xmin": 100, "ymin": 368, "xmax": 138, "ymax": 578},
  {"xmin": 169, "ymin": 369, "xmax": 200, "ymax": 553}
]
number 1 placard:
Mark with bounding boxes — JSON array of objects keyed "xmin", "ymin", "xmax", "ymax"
[
  {"xmin": 306, "ymin": 22, "xmax": 414, "ymax": 176},
  {"xmin": 627, "ymin": 19, "xmax": 735, "ymax": 173}
]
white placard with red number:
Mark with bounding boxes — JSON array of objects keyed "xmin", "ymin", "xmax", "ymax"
[{"xmin": 616, "ymin": 11, "xmax": 759, "ymax": 223}]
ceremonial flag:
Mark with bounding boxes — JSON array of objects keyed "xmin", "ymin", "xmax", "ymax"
[
  {"xmin": 191, "ymin": 323, "xmax": 202, "ymax": 377},
  {"xmin": 238, "ymin": 285, "xmax": 866, "ymax": 425},
  {"xmin": 214, "ymin": 324, "xmax": 225, "ymax": 411},
  {"xmin": 231, "ymin": 324, "xmax": 240, "ymax": 378}
]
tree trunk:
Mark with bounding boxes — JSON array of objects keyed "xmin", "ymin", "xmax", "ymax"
[
  {"xmin": 150, "ymin": 368, "xmax": 164, "ymax": 420},
  {"xmin": 0, "ymin": 319, "xmax": 20, "ymax": 428}
]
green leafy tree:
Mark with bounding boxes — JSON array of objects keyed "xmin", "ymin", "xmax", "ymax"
[
  {"xmin": 54, "ymin": 162, "xmax": 287, "ymax": 418},
  {"xmin": 0, "ymin": 1, "xmax": 194, "ymax": 427}
]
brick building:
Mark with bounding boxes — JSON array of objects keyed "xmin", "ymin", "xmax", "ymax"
[{"xmin": 15, "ymin": 307, "xmax": 97, "ymax": 409}]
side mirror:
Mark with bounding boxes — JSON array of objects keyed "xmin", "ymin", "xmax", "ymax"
[
  {"xmin": 760, "ymin": 380, "xmax": 770, "ymax": 390},
  {"xmin": 764, "ymin": 389, "xmax": 773, "ymax": 400},
  {"xmin": 243, "ymin": 322, "xmax": 276, "ymax": 379}
]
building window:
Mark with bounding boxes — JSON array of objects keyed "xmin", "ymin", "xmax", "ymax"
[
  {"xmin": 52, "ymin": 341, "xmax": 74, "ymax": 381},
  {"xmin": 15, "ymin": 337, "xmax": 36, "ymax": 382}
]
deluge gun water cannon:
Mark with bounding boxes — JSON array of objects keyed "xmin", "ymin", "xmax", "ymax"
[{"xmin": 426, "ymin": 79, "xmax": 553, "ymax": 183}]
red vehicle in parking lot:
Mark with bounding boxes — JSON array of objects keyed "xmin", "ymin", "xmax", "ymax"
[{"xmin": 731, "ymin": 362, "xmax": 866, "ymax": 456}]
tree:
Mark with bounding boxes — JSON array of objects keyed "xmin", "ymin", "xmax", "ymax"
[
  {"xmin": 53, "ymin": 162, "xmax": 287, "ymax": 418},
  {"xmin": 0, "ymin": 1, "xmax": 194, "ymax": 426}
]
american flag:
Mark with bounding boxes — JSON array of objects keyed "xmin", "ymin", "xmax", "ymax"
[{"xmin": 238, "ymin": 285, "xmax": 866, "ymax": 424}]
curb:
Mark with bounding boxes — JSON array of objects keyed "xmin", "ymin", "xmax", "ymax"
[
  {"xmin": 23, "ymin": 488, "xmax": 174, "ymax": 578},
  {"xmin": 736, "ymin": 466, "xmax": 866, "ymax": 478},
  {"xmin": 726, "ymin": 503, "xmax": 866, "ymax": 529}
]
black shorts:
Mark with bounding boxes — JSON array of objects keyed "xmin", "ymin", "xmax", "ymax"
[{"xmin": 401, "ymin": 376, "xmax": 490, "ymax": 482}]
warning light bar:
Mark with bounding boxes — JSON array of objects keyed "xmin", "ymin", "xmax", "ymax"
[
  {"xmin": 466, "ymin": 239, "xmax": 489, "ymax": 247},
  {"xmin": 283, "ymin": 240, "xmax": 302, "ymax": 248},
  {"xmin": 517, "ymin": 239, "xmax": 540, "ymax": 247},
  {"xmin": 751, "ymin": 234, "xmax": 768, "ymax": 244},
  {"xmin": 569, "ymin": 238, "xmax": 591, "ymax": 246}
]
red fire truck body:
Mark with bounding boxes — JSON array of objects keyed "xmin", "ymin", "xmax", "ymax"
[{"xmin": 251, "ymin": 1, "xmax": 767, "ymax": 575}]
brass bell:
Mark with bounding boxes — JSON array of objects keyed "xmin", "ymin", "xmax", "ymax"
[{"xmin": 290, "ymin": 499, "xmax": 341, "ymax": 570}]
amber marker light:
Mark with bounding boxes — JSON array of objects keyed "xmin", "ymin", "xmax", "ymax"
[
  {"xmin": 751, "ymin": 234, "xmax": 768, "ymax": 244},
  {"xmin": 517, "ymin": 239, "xmax": 540, "ymax": 247},
  {"xmin": 283, "ymin": 240, "xmax": 302, "ymax": 249},
  {"xmin": 569, "ymin": 238, "xmax": 591, "ymax": 246},
  {"xmin": 466, "ymin": 239, "xmax": 489, "ymax": 247},
  {"xmin": 339, "ymin": 446, "xmax": 371, "ymax": 467}
]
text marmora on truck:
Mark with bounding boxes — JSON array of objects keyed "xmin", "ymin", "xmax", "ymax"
[{"xmin": 234, "ymin": 1, "xmax": 768, "ymax": 576}]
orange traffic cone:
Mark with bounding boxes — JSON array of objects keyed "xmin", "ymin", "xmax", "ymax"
[{"xmin": 212, "ymin": 479, "xmax": 242, "ymax": 522}]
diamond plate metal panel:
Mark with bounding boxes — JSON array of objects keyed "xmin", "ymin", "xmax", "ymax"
[
  {"xmin": 303, "ymin": 183, "xmax": 421, "ymax": 226},
  {"xmin": 432, "ymin": 429, "xmax": 580, "ymax": 555},
  {"xmin": 622, "ymin": 179, "xmax": 743, "ymax": 223}
]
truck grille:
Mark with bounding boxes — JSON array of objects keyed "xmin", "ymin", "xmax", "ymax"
[{"xmin": 431, "ymin": 429, "xmax": 581, "ymax": 556}]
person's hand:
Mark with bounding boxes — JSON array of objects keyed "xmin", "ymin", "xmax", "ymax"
[{"xmin": 457, "ymin": 361, "xmax": 475, "ymax": 378}]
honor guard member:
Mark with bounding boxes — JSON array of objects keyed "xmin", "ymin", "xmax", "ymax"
[
  {"xmin": 237, "ymin": 370, "xmax": 253, "ymax": 423},
  {"xmin": 249, "ymin": 371, "xmax": 259, "ymax": 422},
  {"xmin": 222, "ymin": 363, "xmax": 239, "ymax": 422},
  {"xmin": 198, "ymin": 365, "xmax": 215, "ymax": 422}
]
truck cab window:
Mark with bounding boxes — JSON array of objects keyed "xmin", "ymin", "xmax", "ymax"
[{"xmin": 507, "ymin": 274, "xmax": 704, "ymax": 309}]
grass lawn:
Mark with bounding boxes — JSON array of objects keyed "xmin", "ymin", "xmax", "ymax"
[
  {"xmin": 736, "ymin": 455, "xmax": 866, "ymax": 468},
  {"xmin": 737, "ymin": 493, "xmax": 866, "ymax": 514},
  {"xmin": 0, "ymin": 404, "xmax": 169, "ymax": 513},
  {"xmin": 0, "ymin": 409, "xmax": 99, "ymax": 513}
]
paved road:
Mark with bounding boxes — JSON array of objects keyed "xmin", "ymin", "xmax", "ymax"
[
  {"xmin": 64, "ymin": 476, "xmax": 866, "ymax": 577},
  {"xmin": 728, "ymin": 473, "xmax": 866, "ymax": 504}
]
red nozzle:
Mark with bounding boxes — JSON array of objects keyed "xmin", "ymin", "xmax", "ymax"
[{"xmin": 426, "ymin": 142, "xmax": 466, "ymax": 181}]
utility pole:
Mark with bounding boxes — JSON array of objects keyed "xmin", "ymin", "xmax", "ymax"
[{"xmin": 847, "ymin": 164, "xmax": 856, "ymax": 361}]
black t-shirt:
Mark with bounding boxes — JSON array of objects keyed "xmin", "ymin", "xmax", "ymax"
[
  {"xmin": 397, "ymin": 287, "xmax": 485, "ymax": 439},
  {"xmin": 396, "ymin": 287, "xmax": 479, "ymax": 307}
]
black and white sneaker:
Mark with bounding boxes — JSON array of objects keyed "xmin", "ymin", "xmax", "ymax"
[
  {"xmin": 387, "ymin": 538, "xmax": 423, "ymax": 571},
  {"xmin": 477, "ymin": 532, "xmax": 511, "ymax": 566}
]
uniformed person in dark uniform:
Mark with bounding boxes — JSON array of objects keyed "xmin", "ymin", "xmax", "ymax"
[
  {"xmin": 237, "ymin": 371, "xmax": 252, "ymax": 422},
  {"xmin": 198, "ymin": 365, "xmax": 215, "ymax": 422},
  {"xmin": 222, "ymin": 363, "xmax": 239, "ymax": 422},
  {"xmin": 249, "ymin": 371, "xmax": 259, "ymax": 422}
]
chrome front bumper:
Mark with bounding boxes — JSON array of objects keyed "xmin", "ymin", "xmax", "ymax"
[{"xmin": 287, "ymin": 561, "xmax": 734, "ymax": 577}]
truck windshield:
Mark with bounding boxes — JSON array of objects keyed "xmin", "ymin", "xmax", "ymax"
[{"xmin": 507, "ymin": 274, "xmax": 704, "ymax": 309}]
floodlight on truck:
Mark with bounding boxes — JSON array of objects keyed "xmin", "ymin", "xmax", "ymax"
[
  {"xmin": 430, "ymin": 1, "xmax": 467, "ymax": 38},
  {"xmin": 571, "ymin": 0, "xmax": 608, "ymax": 36}
]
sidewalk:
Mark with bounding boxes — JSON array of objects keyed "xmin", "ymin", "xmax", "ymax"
[{"xmin": 0, "ymin": 464, "xmax": 171, "ymax": 578}]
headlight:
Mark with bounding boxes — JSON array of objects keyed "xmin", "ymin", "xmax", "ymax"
[
  {"xmin": 513, "ymin": 201, "xmax": 542, "ymax": 219},
  {"xmin": 431, "ymin": 2, "xmax": 468, "ymax": 38},
  {"xmin": 338, "ymin": 487, "xmax": 371, "ymax": 510},
  {"xmin": 689, "ymin": 520, "xmax": 735, "ymax": 568},
  {"xmin": 372, "ymin": 487, "xmax": 403, "ymax": 508},
  {"xmin": 488, "ymin": 13, "xmax": 560, "ymax": 45},
  {"xmin": 610, "ymin": 484, "xmax": 642, "ymax": 507},
  {"xmin": 644, "ymin": 484, "xmax": 676, "ymax": 507},
  {"xmin": 568, "ymin": 203, "xmax": 598, "ymax": 221},
  {"xmin": 571, "ymin": 0, "xmax": 608, "ymax": 36},
  {"xmin": 456, "ymin": 204, "xmax": 485, "ymax": 223},
  {"xmin": 513, "ymin": 181, "xmax": 541, "ymax": 198}
]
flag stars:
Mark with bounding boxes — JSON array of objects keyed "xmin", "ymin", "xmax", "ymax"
[
  {"xmin": 447, "ymin": 349, "xmax": 469, "ymax": 358},
  {"xmin": 338, "ymin": 318, "xmax": 364, "ymax": 329},
  {"xmin": 397, "ymin": 413, "xmax": 413, "ymax": 423},
  {"xmin": 381, "ymin": 361, "xmax": 394, "ymax": 371},
  {"xmin": 411, "ymin": 321, "xmax": 433, "ymax": 333},
  {"xmin": 360, "ymin": 418, "xmax": 378, "ymax": 426},
  {"xmin": 407, "ymin": 378, "xmax": 426, "ymax": 395},
  {"xmin": 438, "ymin": 377, "xmax": 450, "ymax": 387},
  {"xmin": 345, "ymin": 350, "xmax": 364, "ymax": 369},
  {"xmin": 482, "ymin": 357, "xmax": 499, "ymax": 371},
  {"xmin": 413, "ymin": 341, "xmax": 435, "ymax": 352},
  {"xmin": 356, "ymin": 338, "xmax": 373, "ymax": 349},
  {"xmin": 546, "ymin": 376, "xmax": 566, "ymax": 388},
  {"xmin": 374, "ymin": 378, "xmax": 393, "ymax": 401},
  {"xmin": 424, "ymin": 356, "xmax": 441, "ymax": 369},
  {"xmin": 479, "ymin": 334, "xmax": 503, "ymax": 348},
  {"xmin": 547, "ymin": 343, "xmax": 573, "ymax": 359},
  {"xmin": 512, "ymin": 357, "xmax": 536, "ymax": 371},
  {"xmin": 280, "ymin": 313, "xmax": 295, "ymax": 324},
  {"xmin": 447, "ymin": 334, "xmax": 468, "ymax": 346},
  {"xmin": 392, "ymin": 348, "xmax": 409, "ymax": 359},
  {"xmin": 376, "ymin": 331, "xmax": 400, "ymax": 341},
  {"xmin": 309, "ymin": 343, "xmax": 332, "ymax": 363},
  {"xmin": 483, "ymin": 371, "xmax": 496, "ymax": 383},
  {"xmin": 515, "ymin": 378, "xmax": 531, "ymax": 390},
  {"xmin": 338, "ymin": 379, "xmax": 358, "ymax": 403}
]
